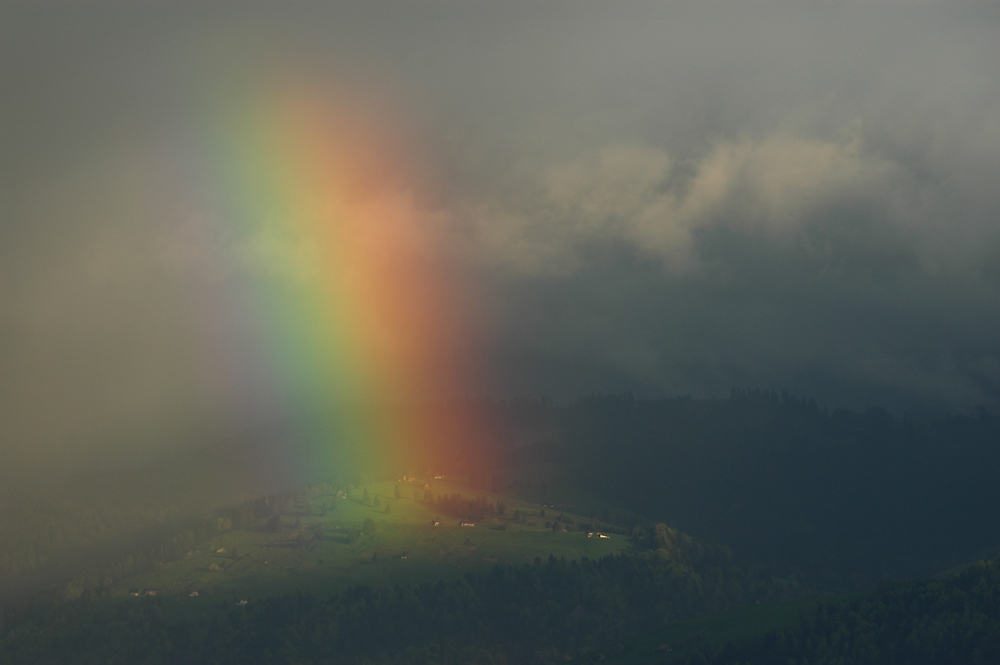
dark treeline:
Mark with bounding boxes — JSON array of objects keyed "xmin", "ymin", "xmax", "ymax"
[
  {"xmin": 496, "ymin": 392, "xmax": 1000, "ymax": 591},
  {"xmin": 425, "ymin": 492, "xmax": 501, "ymax": 522},
  {"xmin": 694, "ymin": 559, "xmax": 1000, "ymax": 665},
  {"xmin": 422, "ymin": 491, "xmax": 633, "ymax": 536},
  {"xmin": 0, "ymin": 544, "xmax": 793, "ymax": 665}
]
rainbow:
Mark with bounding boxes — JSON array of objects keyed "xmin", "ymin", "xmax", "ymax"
[{"xmin": 175, "ymin": 76, "xmax": 487, "ymax": 482}]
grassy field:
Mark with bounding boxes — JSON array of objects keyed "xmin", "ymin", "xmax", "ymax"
[
  {"xmin": 116, "ymin": 478, "xmax": 629, "ymax": 602},
  {"xmin": 90, "ymin": 473, "xmax": 852, "ymax": 662}
]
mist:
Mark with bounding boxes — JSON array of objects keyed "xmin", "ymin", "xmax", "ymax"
[{"xmin": 2, "ymin": 1, "xmax": 999, "ymax": 489}]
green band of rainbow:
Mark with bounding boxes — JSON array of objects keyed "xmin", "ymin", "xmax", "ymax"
[{"xmin": 179, "ymin": 78, "xmax": 486, "ymax": 482}]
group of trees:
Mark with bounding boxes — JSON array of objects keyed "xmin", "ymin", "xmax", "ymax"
[
  {"xmin": 0, "ymin": 543, "xmax": 789, "ymax": 665},
  {"xmin": 696, "ymin": 559, "xmax": 1000, "ymax": 664},
  {"xmin": 361, "ymin": 488, "xmax": 393, "ymax": 514},
  {"xmin": 6, "ymin": 510, "xmax": 1000, "ymax": 665},
  {"xmin": 424, "ymin": 493, "xmax": 507, "ymax": 522}
]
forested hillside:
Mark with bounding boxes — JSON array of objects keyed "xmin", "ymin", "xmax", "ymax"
[
  {"xmin": 5, "ymin": 394, "xmax": 1000, "ymax": 604},
  {"xmin": 0, "ymin": 543, "xmax": 793, "ymax": 665},
  {"xmin": 3, "ymin": 393, "xmax": 1000, "ymax": 664},
  {"xmin": 524, "ymin": 393, "xmax": 1000, "ymax": 591},
  {"xmin": 696, "ymin": 559, "xmax": 1000, "ymax": 665}
]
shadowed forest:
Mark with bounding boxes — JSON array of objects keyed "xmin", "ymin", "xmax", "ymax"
[{"xmin": 3, "ymin": 393, "xmax": 1000, "ymax": 663}]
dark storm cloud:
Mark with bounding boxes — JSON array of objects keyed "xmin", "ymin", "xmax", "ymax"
[
  {"xmin": 2, "ymin": 1, "xmax": 999, "ymax": 483},
  {"xmin": 424, "ymin": 1, "xmax": 1000, "ymax": 412}
]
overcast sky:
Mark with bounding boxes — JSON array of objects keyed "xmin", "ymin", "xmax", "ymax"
[{"xmin": 2, "ymin": 1, "xmax": 999, "ymax": 480}]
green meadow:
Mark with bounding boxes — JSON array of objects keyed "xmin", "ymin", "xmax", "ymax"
[{"xmin": 116, "ymin": 478, "xmax": 628, "ymax": 602}]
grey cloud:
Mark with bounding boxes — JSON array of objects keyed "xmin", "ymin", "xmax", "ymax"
[
  {"xmin": 2, "ymin": 1, "xmax": 1000, "ymax": 486},
  {"xmin": 452, "ymin": 130, "xmax": 917, "ymax": 275}
]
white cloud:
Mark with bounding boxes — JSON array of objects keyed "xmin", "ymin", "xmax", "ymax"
[{"xmin": 453, "ymin": 129, "xmax": 905, "ymax": 275}]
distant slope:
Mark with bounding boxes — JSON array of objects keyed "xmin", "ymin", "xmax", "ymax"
[
  {"xmin": 11, "ymin": 394, "xmax": 998, "ymax": 606},
  {"xmin": 0, "ymin": 476, "xmax": 799, "ymax": 664},
  {"xmin": 0, "ymin": 436, "xmax": 294, "ymax": 605},
  {"xmin": 571, "ymin": 558, "xmax": 1000, "ymax": 665},
  {"xmin": 690, "ymin": 559, "xmax": 1000, "ymax": 664},
  {"xmin": 0, "ymin": 544, "xmax": 784, "ymax": 665},
  {"xmin": 552, "ymin": 394, "xmax": 1000, "ymax": 591},
  {"xmin": 114, "ymin": 478, "xmax": 628, "ymax": 600}
]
